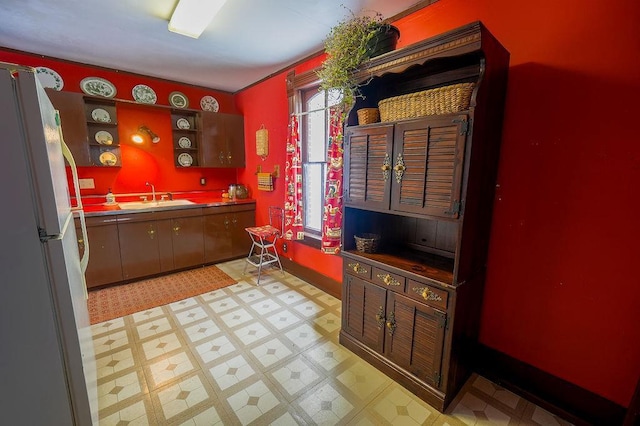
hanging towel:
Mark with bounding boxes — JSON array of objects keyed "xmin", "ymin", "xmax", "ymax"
[{"xmin": 257, "ymin": 172, "xmax": 274, "ymax": 191}]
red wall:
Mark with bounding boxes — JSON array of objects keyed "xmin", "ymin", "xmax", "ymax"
[
  {"xmin": 0, "ymin": 49, "xmax": 238, "ymax": 197},
  {"xmin": 237, "ymin": 0, "xmax": 640, "ymax": 406}
]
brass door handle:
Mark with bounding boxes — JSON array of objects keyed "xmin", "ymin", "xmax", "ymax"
[
  {"xmin": 375, "ymin": 306, "xmax": 385, "ymax": 329},
  {"xmin": 394, "ymin": 153, "xmax": 405, "ymax": 183},
  {"xmin": 147, "ymin": 226, "xmax": 156, "ymax": 239},
  {"xmin": 173, "ymin": 225, "xmax": 181, "ymax": 234},
  {"xmin": 381, "ymin": 164, "xmax": 390, "ymax": 171},
  {"xmin": 386, "ymin": 311, "xmax": 396, "ymax": 336},
  {"xmin": 348, "ymin": 262, "xmax": 366, "ymax": 274},
  {"xmin": 381, "ymin": 153, "xmax": 391, "ymax": 181},
  {"xmin": 224, "ymin": 218, "xmax": 230, "ymax": 229}
]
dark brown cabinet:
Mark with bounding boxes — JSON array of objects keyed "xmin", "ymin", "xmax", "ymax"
[
  {"xmin": 200, "ymin": 112, "xmax": 245, "ymax": 167},
  {"xmin": 339, "ymin": 22, "xmax": 509, "ymax": 412},
  {"xmin": 46, "ymin": 90, "xmax": 91, "ymax": 166},
  {"xmin": 117, "ymin": 213, "xmax": 162, "ymax": 281},
  {"xmin": 203, "ymin": 204, "xmax": 254, "ymax": 263},
  {"xmin": 75, "ymin": 216, "xmax": 123, "ymax": 288},
  {"xmin": 170, "ymin": 213, "xmax": 204, "ymax": 269},
  {"xmin": 47, "ymin": 89, "xmax": 121, "ymax": 167}
]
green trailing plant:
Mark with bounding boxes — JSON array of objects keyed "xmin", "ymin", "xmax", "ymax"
[{"xmin": 317, "ymin": 10, "xmax": 390, "ymax": 107}]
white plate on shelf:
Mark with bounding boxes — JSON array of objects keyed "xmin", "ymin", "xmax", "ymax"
[
  {"xmin": 169, "ymin": 91, "xmax": 189, "ymax": 108},
  {"xmin": 80, "ymin": 77, "xmax": 116, "ymax": 98},
  {"xmin": 99, "ymin": 151, "xmax": 117, "ymax": 166},
  {"xmin": 177, "ymin": 153, "xmax": 193, "ymax": 167},
  {"xmin": 178, "ymin": 136, "xmax": 192, "ymax": 148},
  {"xmin": 200, "ymin": 95, "xmax": 219, "ymax": 112},
  {"xmin": 36, "ymin": 66, "xmax": 64, "ymax": 90},
  {"xmin": 95, "ymin": 130, "xmax": 113, "ymax": 145},
  {"xmin": 132, "ymin": 84, "xmax": 157, "ymax": 104},
  {"xmin": 91, "ymin": 108, "xmax": 111, "ymax": 123},
  {"xmin": 176, "ymin": 117, "xmax": 191, "ymax": 129}
]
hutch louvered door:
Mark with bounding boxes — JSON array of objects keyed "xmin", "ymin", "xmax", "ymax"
[
  {"xmin": 342, "ymin": 274, "xmax": 386, "ymax": 353},
  {"xmin": 344, "ymin": 124, "xmax": 393, "ymax": 210},
  {"xmin": 391, "ymin": 115, "xmax": 467, "ymax": 218},
  {"xmin": 384, "ymin": 292, "xmax": 446, "ymax": 389}
]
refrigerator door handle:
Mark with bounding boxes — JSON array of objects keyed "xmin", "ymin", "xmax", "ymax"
[
  {"xmin": 57, "ymin": 111, "xmax": 83, "ymax": 212},
  {"xmin": 58, "ymin": 111, "xmax": 89, "ymax": 297}
]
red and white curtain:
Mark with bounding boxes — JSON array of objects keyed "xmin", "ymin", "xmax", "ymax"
[
  {"xmin": 321, "ymin": 107, "xmax": 344, "ymax": 254},
  {"xmin": 283, "ymin": 114, "xmax": 304, "ymax": 240}
]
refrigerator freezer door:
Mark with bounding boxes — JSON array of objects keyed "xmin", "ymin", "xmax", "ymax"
[{"xmin": 15, "ymin": 69, "xmax": 71, "ymax": 237}]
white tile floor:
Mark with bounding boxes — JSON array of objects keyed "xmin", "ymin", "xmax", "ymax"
[{"xmin": 91, "ymin": 259, "xmax": 574, "ymax": 425}]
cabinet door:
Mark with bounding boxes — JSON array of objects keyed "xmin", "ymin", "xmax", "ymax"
[
  {"xmin": 230, "ymin": 210, "xmax": 254, "ymax": 258},
  {"xmin": 391, "ymin": 115, "xmax": 467, "ymax": 218},
  {"xmin": 343, "ymin": 274, "xmax": 386, "ymax": 353},
  {"xmin": 46, "ymin": 89, "xmax": 91, "ymax": 166},
  {"xmin": 118, "ymin": 221, "xmax": 161, "ymax": 280},
  {"xmin": 224, "ymin": 113, "xmax": 245, "ymax": 167},
  {"xmin": 171, "ymin": 215, "xmax": 204, "ymax": 269},
  {"xmin": 76, "ymin": 218, "xmax": 123, "ymax": 288},
  {"xmin": 199, "ymin": 112, "xmax": 225, "ymax": 167},
  {"xmin": 385, "ymin": 292, "xmax": 446, "ymax": 389},
  {"xmin": 203, "ymin": 213, "xmax": 233, "ymax": 263},
  {"xmin": 344, "ymin": 125, "xmax": 394, "ymax": 210}
]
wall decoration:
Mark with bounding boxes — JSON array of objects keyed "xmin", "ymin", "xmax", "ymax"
[
  {"xmin": 132, "ymin": 84, "xmax": 157, "ymax": 104},
  {"xmin": 200, "ymin": 95, "xmax": 219, "ymax": 112},
  {"xmin": 35, "ymin": 66, "xmax": 63, "ymax": 90},
  {"xmin": 169, "ymin": 91, "xmax": 189, "ymax": 108},
  {"xmin": 80, "ymin": 77, "xmax": 117, "ymax": 98}
]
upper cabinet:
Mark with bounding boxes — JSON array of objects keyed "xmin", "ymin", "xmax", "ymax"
[
  {"xmin": 47, "ymin": 89, "xmax": 121, "ymax": 167},
  {"xmin": 200, "ymin": 112, "xmax": 245, "ymax": 168}
]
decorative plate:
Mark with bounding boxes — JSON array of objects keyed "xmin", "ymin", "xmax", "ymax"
[
  {"xmin": 200, "ymin": 95, "xmax": 219, "ymax": 112},
  {"xmin": 177, "ymin": 153, "xmax": 193, "ymax": 167},
  {"xmin": 36, "ymin": 66, "xmax": 64, "ymax": 90},
  {"xmin": 178, "ymin": 136, "xmax": 192, "ymax": 149},
  {"xmin": 169, "ymin": 91, "xmax": 189, "ymax": 109},
  {"xmin": 132, "ymin": 84, "xmax": 157, "ymax": 104},
  {"xmin": 176, "ymin": 118, "xmax": 191, "ymax": 129},
  {"xmin": 99, "ymin": 151, "xmax": 117, "ymax": 166},
  {"xmin": 80, "ymin": 77, "xmax": 117, "ymax": 98},
  {"xmin": 95, "ymin": 130, "xmax": 113, "ymax": 145},
  {"xmin": 91, "ymin": 108, "xmax": 111, "ymax": 123}
]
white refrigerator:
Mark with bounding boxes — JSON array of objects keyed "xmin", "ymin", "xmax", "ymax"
[{"xmin": 0, "ymin": 63, "xmax": 98, "ymax": 425}]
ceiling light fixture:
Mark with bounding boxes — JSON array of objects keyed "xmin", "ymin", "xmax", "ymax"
[
  {"xmin": 132, "ymin": 125, "xmax": 160, "ymax": 144},
  {"xmin": 168, "ymin": 0, "xmax": 229, "ymax": 39}
]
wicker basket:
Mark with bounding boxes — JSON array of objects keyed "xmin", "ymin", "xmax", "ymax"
[
  {"xmin": 356, "ymin": 108, "xmax": 380, "ymax": 125},
  {"xmin": 378, "ymin": 83, "xmax": 475, "ymax": 122},
  {"xmin": 354, "ymin": 233, "xmax": 380, "ymax": 253}
]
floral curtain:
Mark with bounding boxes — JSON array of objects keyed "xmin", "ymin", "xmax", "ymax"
[
  {"xmin": 321, "ymin": 107, "xmax": 344, "ymax": 254},
  {"xmin": 284, "ymin": 114, "xmax": 304, "ymax": 240}
]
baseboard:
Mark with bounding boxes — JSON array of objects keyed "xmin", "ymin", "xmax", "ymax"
[
  {"xmin": 475, "ymin": 344, "xmax": 626, "ymax": 426},
  {"xmin": 280, "ymin": 257, "xmax": 341, "ymax": 299}
]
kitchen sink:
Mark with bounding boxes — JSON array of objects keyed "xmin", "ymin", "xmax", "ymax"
[{"xmin": 118, "ymin": 199, "xmax": 196, "ymax": 210}]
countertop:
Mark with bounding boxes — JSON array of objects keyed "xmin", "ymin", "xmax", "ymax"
[{"xmin": 81, "ymin": 197, "xmax": 256, "ymax": 217}]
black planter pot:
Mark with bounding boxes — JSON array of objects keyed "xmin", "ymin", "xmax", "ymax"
[{"xmin": 366, "ymin": 25, "xmax": 400, "ymax": 58}]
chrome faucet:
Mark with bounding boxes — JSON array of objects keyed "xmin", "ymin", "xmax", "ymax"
[{"xmin": 145, "ymin": 181, "xmax": 156, "ymax": 202}]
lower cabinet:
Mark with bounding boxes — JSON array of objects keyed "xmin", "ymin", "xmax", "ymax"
[
  {"xmin": 117, "ymin": 213, "xmax": 162, "ymax": 281},
  {"xmin": 340, "ymin": 256, "xmax": 451, "ymax": 410},
  {"xmin": 75, "ymin": 216, "xmax": 123, "ymax": 288},
  {"xmin": 82, "ymin": 202, "xmax": 255, "ymax": 288},
  {"xmin": 203, "ymin": 204, "xmax": 255, "ymax": 263}
]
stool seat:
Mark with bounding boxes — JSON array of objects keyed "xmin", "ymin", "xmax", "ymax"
[{"xmin": 245, "ymin": 225, "xmax": 280, "ymax": 238}]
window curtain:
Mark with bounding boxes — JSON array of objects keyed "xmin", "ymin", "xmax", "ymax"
[
  {"xmin": 284, "ymin": 114, "xmax": 304, "ymax": 240},
  {"xmin": 321, "ymin": 107, "xmax": 344, "ymax": 254}
]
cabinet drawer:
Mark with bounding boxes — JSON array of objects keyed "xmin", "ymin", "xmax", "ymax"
[
  {"xmin": 372, "ymin": 267, "xmax": 405, "ymax": 292},
  {"xmin": 344, "ymin": 260, "xmax": 372, "ymax": 279},
  {"xmin": 406, "ymin": 279, "xmax": 448, "ymax": 310}
]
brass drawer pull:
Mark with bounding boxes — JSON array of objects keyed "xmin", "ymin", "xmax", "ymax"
[
  {"xmin": 394, "ymin": 153, "xmax": 405, "ymax": 183},
  {"xmin": 381, "ymin": 153, "xmax": 391, "ymax": 181},
  {"xmin": 413, "ymin": 286, "xmax": 443, "ymax": 302},
  {"xmin": 348, "ymin": 262, "xmax": 367, "ymax": 274},
  {"xmin": 377, "ymin": 273, "xmax": 401, "ymax": 286}
]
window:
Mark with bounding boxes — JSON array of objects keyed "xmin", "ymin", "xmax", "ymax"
[{"xmin": 300, "ymin": 87, "xmax": 341, "ymax": 239}]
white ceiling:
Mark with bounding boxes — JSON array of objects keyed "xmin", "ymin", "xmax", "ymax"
[{"xmin": 0, "ymin": 0, "xmax": 423, "ymax": 93}]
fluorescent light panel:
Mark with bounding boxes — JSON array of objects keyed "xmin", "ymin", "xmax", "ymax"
[{"xmin": 168, "ymin": 0, "xmax": 228, "ymax": 39}]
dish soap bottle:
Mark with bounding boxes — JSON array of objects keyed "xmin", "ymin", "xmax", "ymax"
[{"xmin": 106, "ymin": 188, "xmax": 116, "ymax": 204}]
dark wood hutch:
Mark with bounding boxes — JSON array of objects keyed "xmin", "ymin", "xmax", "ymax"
[{"xmin": 339, "ymin": 22, "xmax": 509, "ymax": 411}]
